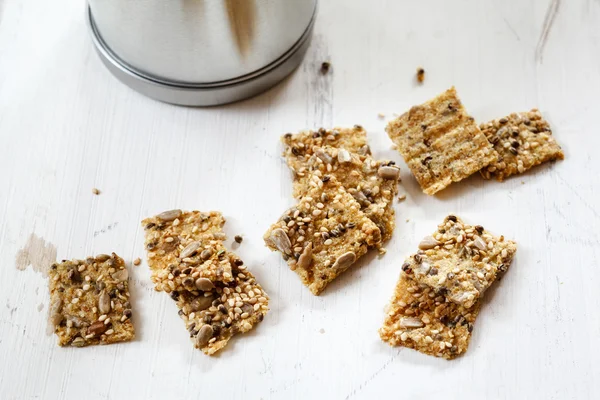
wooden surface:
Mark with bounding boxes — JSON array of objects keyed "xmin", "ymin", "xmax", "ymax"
[{"xmin": 1, "ymin": 0, "xmax": 599, "ymax": 399}]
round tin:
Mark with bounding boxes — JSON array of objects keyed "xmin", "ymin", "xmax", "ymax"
[{"xmin": 86, "ymin": 1, "xmax": 317, "ymax": 106}]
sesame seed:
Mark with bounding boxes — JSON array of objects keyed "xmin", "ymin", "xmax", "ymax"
[
  {"xmin": 99, "ymin": 314, "xmax": 108, "ymax": 321},
  {"xmin": 324, "ymin": 239, "xmax": 333, "ymax": 245},
  {"xmin": 105, "ymin": 329, "xmax": 114, "ymax": 335},
  {"xmin": 71, "ymin": 298, "xmax": 79, "ymax": 304}
]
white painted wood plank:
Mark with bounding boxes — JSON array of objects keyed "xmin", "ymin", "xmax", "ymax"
[{"xmin": 1, "ymin": 0, "xmax": 599, "ymax": 399}]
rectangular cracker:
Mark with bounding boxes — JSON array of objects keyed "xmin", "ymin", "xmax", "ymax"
[
  {"xmin": 174, "ymin": 259, "xmax": 269, "ymax": 355},
  {"xmin": 48, "ymin": 254, "xmax": 134, "ymax": 347},
  {"xmin": 264, "ymin": 176, "xmax": 381, "ymax": 295},
  {"xmin": 479, "ymin": 109, "xmax": 564, "ymax": 181},
  {"xmin": 142, "ymin": 210, "xmax": 238, "ymax": 293},
  {"xmin": 282, "ymin": 126, "xmax": 370, "ymax": 179},
  {"xmin": 295, "ymin": 145, "xmax": 401, "ymax": 242},
  {"xmin": 379, "ymin": 272, "xmax": 480, "ymax": 359},
  {"xmin": 405, "ymin": 215, "xmax": 516, "ymax": 309},
  {"xmin": 386, "ymin": 87, "xmax": 497, "ymax": 195}
]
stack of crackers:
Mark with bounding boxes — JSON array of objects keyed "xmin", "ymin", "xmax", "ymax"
[
  {"xmin": 142, "ymin": 209, "xmax": 269, "ymax": 355},
  {"xmin": 379, "ymin": 215, "xmax": 517, "ymax": 359},
  {"xmin": 386, "ymin": 87, "xmax": 564, "ymax": 195},
  {"xmin": 263, "ymin": 126, "xmax": 402, "ymax": 295}
]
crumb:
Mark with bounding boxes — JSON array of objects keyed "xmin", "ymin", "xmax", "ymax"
[
  {"xmin": 37, "ymin": 303, "xmax": 44, "ymax": 312},
  {"xmin": 406, "ymin": 219, "xmax": 410, "ymax": 223},
  {"xmin": 378, "ymin": 113, "xmax": 385, "ymax": 119},
  {"xmin": 320, "ymin": 62, "xmax": 331, "ymax": 74},
  {"xmin": 398, "ymin": 194, "xmax": 406, "ymax": 202},
  {"xmin": 234, "ymin": 235, "xmax": 243, "ymax": 244},
  {"xmin": 378, "ymin": 247, "xmax": 387, "ymax": 256},
  {"xmin": 133, "ymin": 258, "xmax": 141, "ymax": 266},
  {"xmin": 390, "ymin": 144, "xmax": 398, "ymax": 150},
  {"xmin": 319, "ymin": 328, "xmax": 325, "ymax": 334},
  {"xmin": 92, "ymin": 188, "xmax": 101, "ymax": 195},
  {"xmin": 416, "ymin": 67, "xmax": 425, "ymax": 83},
  {"xmin": 521, "ymin": 181, "xmax": 525, "ymax": 185}
]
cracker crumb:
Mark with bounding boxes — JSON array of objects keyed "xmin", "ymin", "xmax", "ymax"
[
  {"xmin": 92, "ymin": 188, "xmax": 100, "ymax": 195},
  {"xmin": 234, "ymin": 235, "xmax": 243, "ymax": 244},
  {"xmin": 319, "ymin": 328, "xmax": 325, "ymax": 334},
  {"xmin": 133, "ymin": 258, "xmax": 141, "ymax": 266},
  {"xmin": 378, "ymin": 113, "xmax": 385, "ymax": 119},
  {"xmin": 320, "ymin": 62, "xmax": 331, "ymax": 75},
  {"xmin": 406, "ymin": 219, "xmax": 410, "ymax": 223},
  {"xmin": 398, "ymin": 194, "xmax": 406, "ymax": 202},
  {"xmin": 416, "ymin": 67, "xmax": 425, "ymax": 83},
  {"xmin": 390, "ymin": 144, "xmax": 398, "ymax": 150}
]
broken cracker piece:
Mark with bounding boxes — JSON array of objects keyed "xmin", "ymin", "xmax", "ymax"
[
  {"xmin": 386, "ymin": 87, "xmax": 497, "ymax": 195},
  {"xmin": 142, "ymin": 210, "xmax": 237, "ymax": 293},
  {"xmin": 282, "ymin": 126, "xmax": 370, "ymax": 180},
  {"xmin": 405, "ymin": 215, "xmax": 516, "ymax": 309},
  {"xmin": 264, "ymin": 176, "xmax": 381, "ymax": 295},
  {"xmin": 49, "ymin": 254, "xmax": 134, "ymax": 347},
  {"xmin": 480, "ymin": 109, "xmax": 564, "ymax": 181},
  {"xmin": 175, "ymin": 259, "xmax": 269, "ymax": 355},
  {"xmin": 379, "ymin": 272, "xmax": 479, "ymax": 359},
  {"xmin": 295, "ymin": 145, "xmax": 400, "ymax": 242}
]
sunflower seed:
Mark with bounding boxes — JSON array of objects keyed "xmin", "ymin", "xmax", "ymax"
[
  {"xmin": 195, "ymin": 278, "xmax": 214, "ymax": 291},
  {"xmin": 418, "ymin": 235, "xmax": 440, "ymax": 250},
  {"xmin": 270, "ymin": 228, "xmax": 292, "ymax": 255},
  {"xmin": 69, "ymin": 337, "xmax": 86, "ymax": 347},
  {"xmin": 200, "ymin": 248, "xmax": 213, "ymax": 260},
  {"xmin": 196, "ymin": 324, "xmax": 214, "ymax": 347},
  {"xmin": 49, "ymin": 297, "xmax": 63, "ymax": 326},
  {"xmin": 191, "ymin": 296, "xmax": 213, "ymax": 312},
  {"xmin": 297, "ymin": 242, "xmax": 313, "ymax": 270},
  {"xmin": 111, "ymin": 269, "xmax": 128, "ymax": 282},
  {"xmin": 180, "ymin": 241, "xmax": 201, "ymax": 259},
  {"xmin": 315, "ymin": 149, "xmax": 333, "ymax": 164},
  {"xmin": 332, "ymin": 251, "xmax": 356, "ymax": 271},
  {"xmin": 472, "ymin": 236, "xmax": 487, "ymax": 251},
  {"xmin": 399, "ymin": 317, "xmax": 425, "ymax": 328},
  {"xmin": 87, "ymin": 320, "xmax": 107, "ymax": 336},
  {"xmin": 95, "ymin": 254, "xmax": 111, "ymax": 262},
  {"xmin": 377, "ymin": 166, "xmax": 401, "ymax": 180},
  {"xmin": 98, "ymin": 290, "xmax": 111, "ymax": 314},
  {"xmin": 337, "ymin": 148, "xmax": 352, "ymax": 163},
  {"xmin": 157, "ymin": 209, "xmax": 182, "ymax": 222}
]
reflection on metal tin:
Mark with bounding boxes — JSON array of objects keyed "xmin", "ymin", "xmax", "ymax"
[{"xmin": 87, "ymin": 0, "xmax": 318, "ymax": 106}]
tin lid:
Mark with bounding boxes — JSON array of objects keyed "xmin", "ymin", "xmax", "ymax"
[{"xmin": 86, "ymin": 6, "xmax": 316, "ymax": 106}]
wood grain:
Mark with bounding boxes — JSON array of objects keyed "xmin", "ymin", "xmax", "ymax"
[{"xmin": 1, "ymin": 0, "xmax": 599, "ymax": 399}]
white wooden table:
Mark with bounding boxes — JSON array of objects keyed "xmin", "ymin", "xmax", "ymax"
[{"xmin": 1, "ymin": 0, "xmax": 599, "ymax": 398}]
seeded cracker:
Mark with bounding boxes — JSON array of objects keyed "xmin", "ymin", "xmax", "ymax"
[
  {"xmin": 282, "ymin": 126, "xmax": 371, "ymax": 182},
  {"xmin": 48, "ymin": 254, "xmax": 134, "ymax": 347},
  {"xmin": 295, "ymin": 145, "xmax": 401, "ymax": 242},
  {"xmin": 405, "ymin": 215, "xmax": 516, "ymax": 309},
  {"xmin": 379, "ymin": 272, "xmax": 479, "ymax": 359},
  {"xmin": 142, "ymin": 210, "xmax": 238, "ymax": 294},
  {"xmin": 264, "ymin": 176, "xmax": 381, "ymax": 295},
  {"xmin": 175, "ymin": 256, "xmax": 269, "ymax": 355},
  {"xmin": 480, "ymin": 109, "xmax": 564, "ymax": 181},
  {"xmin": 386, "ymin": 87, "xmax": 497, "ymax": 195}
]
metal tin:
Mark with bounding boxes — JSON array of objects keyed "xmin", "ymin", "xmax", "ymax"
[{"xmin": 87, "ymin": 0, "xmax": 317, "ymax": 106}]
